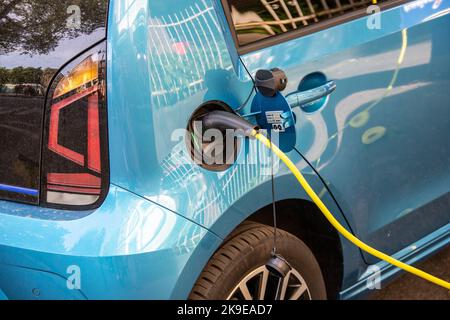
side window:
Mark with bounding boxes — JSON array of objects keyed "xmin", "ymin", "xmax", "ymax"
[{"xmin": 225, "ymin": 0, "xmax": 392, "ymax": 47}]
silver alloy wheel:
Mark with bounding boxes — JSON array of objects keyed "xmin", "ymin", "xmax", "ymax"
[{"xmin": 227, "ymin": 265, "xmax": 311, "ymax": 300}]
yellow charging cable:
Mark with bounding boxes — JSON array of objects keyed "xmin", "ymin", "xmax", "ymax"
[{"xmin": 252, "ymin": 130, "xmax": 450, "ymax": 290}]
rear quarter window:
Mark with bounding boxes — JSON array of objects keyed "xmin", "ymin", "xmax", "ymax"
[{"xmin": 0, "ymin": 0, "xmax": 108, "ymax": 204}]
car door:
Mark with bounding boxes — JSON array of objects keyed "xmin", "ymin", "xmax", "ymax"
[{"xmin": 222, "ymin": 0, "xmax": 450, "ymax": 263}]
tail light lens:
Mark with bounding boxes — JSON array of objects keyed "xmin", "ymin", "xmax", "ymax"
[{"xmin": 41, "ymin": 43, "xmax": 108, "ymax": 208}]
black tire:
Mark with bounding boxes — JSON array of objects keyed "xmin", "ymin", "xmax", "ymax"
[{"xmin": 189, "ymin": 222, "xmax": 327, "ymax": 300}]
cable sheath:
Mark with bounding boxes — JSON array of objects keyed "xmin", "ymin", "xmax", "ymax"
[{"xmin": 253, "ymin": 130, "xmax": 450, "ymax": 290}]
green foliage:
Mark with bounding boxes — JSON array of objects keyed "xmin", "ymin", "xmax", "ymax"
[
  {"xmin": 0, "ymin": 67, "xmax": 8, "ymax": 87},
  {"xmin": 0, "ymin": 66, "xmax": 57, "ymax": 85},
  {"xmin": 0, "ymin": 0, "xmax": 107, "ymax": 55}
]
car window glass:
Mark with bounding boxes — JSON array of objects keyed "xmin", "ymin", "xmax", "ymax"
[
  {"xmin": 226, "ymin": 0, "xmax": 393, "ymax": 46},
  {"xmin": 0, "ymin": 0, "xmax": 108, "ymax": 204}
]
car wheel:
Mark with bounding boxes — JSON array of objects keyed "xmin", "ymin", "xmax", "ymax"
[{"xmin": 189, "ymin": 222, "xmax": 326, "ymax": 300}]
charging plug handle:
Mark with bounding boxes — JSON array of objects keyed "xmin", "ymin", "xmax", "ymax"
[{"xmin": 200, "ymin": 110, "xmax": 259, "ymax": 137}]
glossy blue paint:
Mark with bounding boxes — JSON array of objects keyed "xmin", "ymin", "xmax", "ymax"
[
  {"xmin": 0, "ymin": 185, "xmax": 221, "ymax": 299},
  {"xmin": 241, "ymin": 1, "xmax": 450, "ymax": 265},
  {"xmin": 0, "ymin": 0, "xmax": 449, "ymax": 300},
  {"xmin": 106, "ymin": 0, "xmax": 362, "ymax": 291},
  {"xmin": 0, "ymin": 288, "xmax": 7, "ymax": 300},
  {"xmin": 107, "ymin": 0, "xmax": 349, "ymax": 241}
]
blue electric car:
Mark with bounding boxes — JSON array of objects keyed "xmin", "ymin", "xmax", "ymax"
[{"xmin": 0, "ymin": 0, "xmax": 449, "ymax": 300}]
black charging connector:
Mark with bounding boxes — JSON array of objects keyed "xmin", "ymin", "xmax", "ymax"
[{"xmin": 200, "ymin": 110, "xmax": 259, "ymax": 138}]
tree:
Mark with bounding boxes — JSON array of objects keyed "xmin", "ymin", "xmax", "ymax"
[
  {"xmin": 0, "ymin": 68, "xmax": 8, "ymax": 89},
  {"xmin": 42, "ymin": 68, "xmax": 57, "ymax": 88},
  {"xmin": 21, "ymin": 67, "xmax": 43, "ymax": 84},
  {"xmin": 0, "ymin": 66, "xmax": 48, "ymax": 85},
  {"xmin": 0, "ymin": 0, "xmax": 107, "ymax": 55},
  {"xmin": 9, "ymin": 67, "xmax": 26, "ymax": 84}
]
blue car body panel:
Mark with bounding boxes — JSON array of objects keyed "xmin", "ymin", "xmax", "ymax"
[
  {"xmin": 0, "ymin": 0, "xmax": 449, "ymax": 299},
  {"xmin": 0, "ymin": 185, "xmax": 222, "ymax": 299},
  {"xmin": 239, "ymin": 1, "xmax": 450, "ymax": 264}
]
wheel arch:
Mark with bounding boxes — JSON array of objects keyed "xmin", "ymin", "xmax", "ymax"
[
  {"xmin": 172, "ymin": 169, "xmax": 356, "ymax": 299},
  {"xmin": 208, "ymin": 171, "xmax": 348, "ymax": 298},
  {"xmin": 245, "ymin": 198, "xmax": 344, "ymax": 299}
]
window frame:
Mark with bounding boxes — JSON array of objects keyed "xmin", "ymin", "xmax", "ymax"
[{"xmin": 220, "ymin": 0, "xmax": 409, "ymax": 55}]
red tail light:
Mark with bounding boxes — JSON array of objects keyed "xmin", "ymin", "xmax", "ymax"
[{"xmin": 42, "ymin": 44, "xmax": 108, "ymax": 208}]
